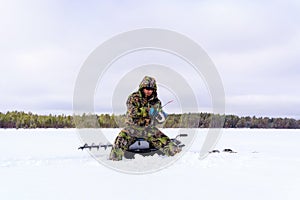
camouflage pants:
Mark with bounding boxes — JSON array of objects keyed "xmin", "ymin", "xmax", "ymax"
[{"xmin": 109, "ymin": 126, "xmax": 181, "ymax": 161}]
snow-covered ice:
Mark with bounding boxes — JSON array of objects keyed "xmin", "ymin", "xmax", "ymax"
[{"xmin": 0, "ymin": 128, "xmax": 300, "ymax": 200}]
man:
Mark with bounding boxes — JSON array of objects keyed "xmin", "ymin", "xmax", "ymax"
[{"xmin": 109, "ymin": 76, "xmax": 182, "ymax": 161}]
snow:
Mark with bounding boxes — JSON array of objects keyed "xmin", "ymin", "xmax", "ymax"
[{"xmin": 0, "ymin": 128, "xmax": 300, "ymax": 200}]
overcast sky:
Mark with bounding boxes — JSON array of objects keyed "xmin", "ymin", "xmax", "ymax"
[{"xmin": 1, "ymin": 0, "xmax": 300, "ymax": 118}]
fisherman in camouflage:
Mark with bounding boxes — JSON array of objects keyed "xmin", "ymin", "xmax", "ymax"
[{"xmin": 109, "ymin": 76, "xmax": 182, "ymax": 161}]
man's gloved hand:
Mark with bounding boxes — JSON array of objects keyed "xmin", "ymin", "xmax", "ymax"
[
  {"xmin": 149, "ymin": 107, "xmax": 168, "ymax": 124},
  {"xmin": 149, "ymin": 107, "xmax": 158, "ymax": 117}
]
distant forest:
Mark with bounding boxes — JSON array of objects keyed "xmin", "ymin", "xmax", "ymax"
[{"xmin": 1, "ymin": 111, "xmax": 299, "ymax": 129}]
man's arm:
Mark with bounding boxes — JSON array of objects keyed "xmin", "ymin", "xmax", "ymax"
[
  {"xmin": 126, "ymin": 94, "xmax": 144, "ymax": 118},
  {"xmin": 125, "ymin": 94, "xmax": 149, "ymax": 126}
]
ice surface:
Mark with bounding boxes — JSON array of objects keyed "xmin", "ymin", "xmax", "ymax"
[{"xmin": 0, "ymin": 128, "xmax": 300, "ymax": 200}]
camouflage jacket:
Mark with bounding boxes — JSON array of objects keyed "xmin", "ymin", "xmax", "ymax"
[{"xmin": 126, "ymin": 76, "xmax": 161, "ymax": 126}]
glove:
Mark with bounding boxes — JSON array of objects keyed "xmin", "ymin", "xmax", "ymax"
[
  {"xmin": 149, "ymin": 107, "xmax": 168, "ymax": 124},
  {"xmin": 149, "ymin": 107, "xmax": 157, "ymax": 117}
]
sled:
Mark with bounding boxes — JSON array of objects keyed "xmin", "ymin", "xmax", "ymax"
[{"xmin": 124, "ymin": 134, "xmax": 187, "ymax": 159}]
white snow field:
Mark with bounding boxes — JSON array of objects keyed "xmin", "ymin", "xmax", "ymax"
[{"xmin": 1, "ymin": 128, "xmax": 300, "ymax": 200}]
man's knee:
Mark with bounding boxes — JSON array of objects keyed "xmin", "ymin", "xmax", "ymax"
[
  {"xmin": 110, "ymin": 130, "xmax": 134, "ymax": 161},
  {"xmin": 114, "ymin": 131, "xmax": 132, "ymax": 148},
  {"xmin": 162, "ymin": 142, "xmax": 182, "ymax": 156}
]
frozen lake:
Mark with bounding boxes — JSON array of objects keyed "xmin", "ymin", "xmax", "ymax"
[{"xmin": 0, "ymin": 128, "xmax": 300, "ymax": 200}]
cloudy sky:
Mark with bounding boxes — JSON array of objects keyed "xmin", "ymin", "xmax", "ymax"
[{"xmin": 1, "ymin": 0, "xmax": 300, "ymax": 118}]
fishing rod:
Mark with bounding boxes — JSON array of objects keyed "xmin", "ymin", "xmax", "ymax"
[{"xmin": 161, "ymin": 100, "xmax": 174, "ymax": 109}]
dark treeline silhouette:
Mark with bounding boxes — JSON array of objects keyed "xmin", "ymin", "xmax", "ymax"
[
  {"xmin": 0, "ymin": 111, "xmax": 299, "ymax": 129},
  {"xmin": 0, "ymin": 111, "xmax": 74, "ymax": 128}
]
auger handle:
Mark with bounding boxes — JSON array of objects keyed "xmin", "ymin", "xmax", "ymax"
[{"xmin": 178, "ymin": 134, "xmax": 188, "ymax": 137}]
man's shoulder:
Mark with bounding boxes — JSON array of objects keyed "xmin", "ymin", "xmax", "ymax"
[
  {"xmin": 128, "ymin": 91, "xmax": 141, "ymax": 99},
  {"xmin": 126, "ymin": 91, "xmax": 141, "ymax": 103}
]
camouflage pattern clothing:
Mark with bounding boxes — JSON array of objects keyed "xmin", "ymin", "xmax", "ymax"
[{"xmin": 109, "ymin": 76, "xmax": 182, "ymax": 161}]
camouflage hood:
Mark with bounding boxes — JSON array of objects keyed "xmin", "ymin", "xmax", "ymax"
[
  {"xmin": 139, "ymin": 76, "xmax": 157, "ymax": 90},
  {"xmin": 139, "ymin": 76, "xmax": 158, "ymax": 98}
]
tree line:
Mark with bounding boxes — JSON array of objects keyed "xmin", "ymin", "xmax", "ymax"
[
  {"xmin": 0, "ymin": 111, "xmax": 299, "ymax": 129},
  {"xmin": 0, "ymin": 111, "xmax": 74, "ymax": 128}
]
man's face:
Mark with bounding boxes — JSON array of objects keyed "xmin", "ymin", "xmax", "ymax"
[{"xmin": 143, "ymin": 87, "xmax": 153, "ymax": 97}]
